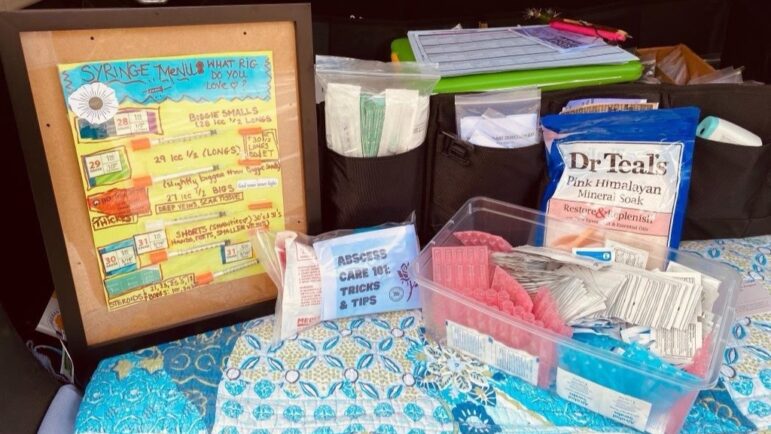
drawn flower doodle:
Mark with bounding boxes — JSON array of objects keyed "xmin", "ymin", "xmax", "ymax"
[
  {"xmin": 398, "ymin": 262, "xmax": 419, "ymax": 301},
  {"xmin": 68, "ymin": 82, "xmax": 119, "ymax": 124}
]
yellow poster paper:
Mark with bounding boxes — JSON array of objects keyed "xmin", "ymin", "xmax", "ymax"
[{"xmin": 57, "ymin": 52, "xmax": 283, "ymax": 310}]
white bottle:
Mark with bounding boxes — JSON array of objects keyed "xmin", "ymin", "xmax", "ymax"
[{"xmin": 696, "ymin": 116, "xmax": 762, "ymax": 147}]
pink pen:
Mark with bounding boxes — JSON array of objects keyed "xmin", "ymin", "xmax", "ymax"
[{"xmin": 549, "ymin": 18, "xmax": 630, "ymax": 42}]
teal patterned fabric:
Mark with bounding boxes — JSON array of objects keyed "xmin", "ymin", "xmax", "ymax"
[
  {"xmin": 75, "ymin": 236, "xmax": 770, "ymax": 434},
  {"xmin": 211, "ymin": 312, "xmax": 454, "ymax": 434},
  {"xmin": 76, "ymin": 323, "xmax": 247, "ymax": 433},
  {"xmin": 680, "ymin": 236, "xmax": 771, "ymax": 431},
  {"xmin": 76, "ymin": 351, "xmax": 207, "ymax": 433}
]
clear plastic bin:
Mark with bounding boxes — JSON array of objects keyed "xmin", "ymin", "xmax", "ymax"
[{"xmin": 411, "ymin": 197, "xmax": 739, "ymax": 434}]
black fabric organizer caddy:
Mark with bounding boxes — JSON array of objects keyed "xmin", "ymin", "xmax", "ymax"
[{"xmin": 320, "ymin": 83, "xmax": 771, "ymax": 243}]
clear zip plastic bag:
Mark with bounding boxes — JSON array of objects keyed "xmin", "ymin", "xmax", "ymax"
[
  {"xmin": 253, "ymin": 219, "xmax": 421, "ymax": 342},
  {"xmin": 455, "ymin": 87, "xmax": 542, "ymax": 148},
  {"xmin": 315, "ymin": 56, "xmax": 440, "ymax": 157}
]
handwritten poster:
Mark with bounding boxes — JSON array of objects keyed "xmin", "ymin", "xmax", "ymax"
[{"xmin": 57, "ymin": 52, "xmax": 284, "ymax": 310}]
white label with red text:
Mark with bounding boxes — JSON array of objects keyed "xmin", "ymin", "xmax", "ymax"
[
  {"xmin": 84, "ymin": 150, "xmax": 124, "ymax": 178},
  {"xmin": 134, "ymin": 230, "xmax": 168, "ymax": 254},
  {"xmin": 222, "ymin": 241, "xmax": 254, "ymax": 263},
  {"xmin": 101, "ymin": 246, "xmax": 137, "ymax": 274},
  {"xmin": 114, "ymin": 110, "xmax": 151, "ymax": 136}
]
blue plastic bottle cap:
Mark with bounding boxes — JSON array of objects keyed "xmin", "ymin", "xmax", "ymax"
[{"xmin": 696, "ymin": 116, "xmax": 719, "ymax": 139}]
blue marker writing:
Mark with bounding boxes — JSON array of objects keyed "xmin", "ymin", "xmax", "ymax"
[{"xmin": 314, "ymin": 224, "xmax": 420, "ymax": 320}]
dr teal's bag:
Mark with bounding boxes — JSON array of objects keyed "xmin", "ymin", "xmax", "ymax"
[{"xmin": 540, "ymin": 107, "xmax": 700, "ymax": 255}]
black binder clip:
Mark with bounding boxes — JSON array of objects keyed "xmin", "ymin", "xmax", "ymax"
[{"xmin": 440, "ymin": 131, "xmax": 473, "ymax": 166}]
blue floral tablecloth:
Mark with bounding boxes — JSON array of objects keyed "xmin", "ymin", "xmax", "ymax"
[
  {"xmin": 680, "ymin": 236, "xmax": 771, "ymax": 429},
  {"xmin": 75, "ymin": 236, "xmax": 770, "ymax": 434}
]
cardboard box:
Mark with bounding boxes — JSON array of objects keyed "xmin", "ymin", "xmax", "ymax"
[{"xmin": 637, "ymin": 44, "xmax": 716, "ymax": 84}]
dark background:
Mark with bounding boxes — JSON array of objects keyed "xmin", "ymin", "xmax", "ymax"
[{"xmin": 2, "ymin": 0, "xmax": 769, "ymax": 345}]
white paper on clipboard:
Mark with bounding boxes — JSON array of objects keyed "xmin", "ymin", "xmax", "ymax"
[{"xmin": 407, "ymin": 25, "xmax": 638, "ymax": 77}]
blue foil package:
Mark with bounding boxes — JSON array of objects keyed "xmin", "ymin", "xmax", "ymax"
[
  {"xmin": 314, "ymin": 224, "xmax": 420, "ymax": 319},
  {"xmin": 539, "ymin": 107, "xmax": 700, "ymax": 250}
]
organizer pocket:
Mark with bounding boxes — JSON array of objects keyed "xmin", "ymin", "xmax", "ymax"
[
  {"xmin": 683, "ymin": 138, "xmax": 771, "ymax": 239},
  {"xmin": 542, "ymin": 85, "xmax": 667, "ymax": 114},
  {"xmin": 323, "ymin": 144, "xmax": 426, "ymax": 230},
  {"xmin": 665, "ymin": 85, "xmax": 771, "ymax": 238},
  {"xmin": 427, "ymin": 131, "xmax": 546, "ymax": 236}
]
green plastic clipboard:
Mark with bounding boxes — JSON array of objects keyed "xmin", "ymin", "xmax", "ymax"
[{"xmin": 391, "ymin": 37, "xmax": 642, "ymax": 93}]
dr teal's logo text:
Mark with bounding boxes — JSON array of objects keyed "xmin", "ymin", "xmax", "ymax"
[{"xmin": 569, "ymin": 152, "xmax": 667, "ymax": 175}]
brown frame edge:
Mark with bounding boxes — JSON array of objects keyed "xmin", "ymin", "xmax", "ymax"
[{"xmin": 0, "ymin": 4, "xmax": 320, "ymax": 376}]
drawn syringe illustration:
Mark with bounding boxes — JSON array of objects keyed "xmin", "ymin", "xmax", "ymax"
[
  {"xmin": 132, "ymin": 164, "xmax": 219, "ymax": 188},
  {"xmin": 144, "ymin": 201, "xmax": 273, "ymax": 231},
  {"xmin": 195, "ymin": 259, "xmax": 259, "ymax": 286},
  {"xmin": 131, "ymin": 130, "xmax": 217, "ymax": 151},
  {"xmin": 148, "ymin": 239, "xmax": 229, "ymax": 264},
  {"xmin": 146, "ymin": 211, "xmax": 227, "ymax": 230}
]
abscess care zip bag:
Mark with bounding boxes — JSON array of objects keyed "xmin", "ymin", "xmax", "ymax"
[
  {"xmin": 539, "ymin": 107, "xmax": 700, "ymax": 258},
  {"xmin": 253, "ymin": 222, "xmax": 420, "ymax": 341}
]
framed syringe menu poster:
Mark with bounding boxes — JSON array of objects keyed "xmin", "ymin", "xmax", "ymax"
[{"xmin": 0, "ymin": 4, "xmax": 319, "ymax": 362}]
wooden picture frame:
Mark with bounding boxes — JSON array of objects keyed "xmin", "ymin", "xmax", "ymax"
[{"xmin": 0, "ymin": 4, "xmax": 320, "ymax": 368}]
